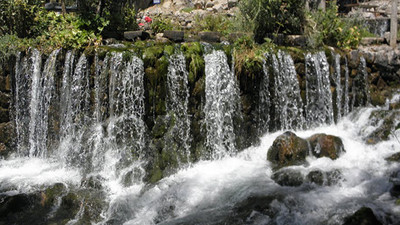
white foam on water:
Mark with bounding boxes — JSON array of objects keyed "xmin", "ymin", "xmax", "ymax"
[
  {"xmin": 120, "ymin": 105, "xmax": 400, "ymax": 225},
  {"xmin": 0, "ymin": 157, "xmax": 81, "ymax": 194}
]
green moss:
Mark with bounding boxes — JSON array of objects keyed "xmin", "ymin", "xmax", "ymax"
[
  {"xmin": 156, "ymin": 55, "xmax": 170, "ymax": 77},
  {"xmin": 145, "ymin": 67, "xmax": 158, "ymax": 86},
  {"xmin": 143, "ymin": 45, "xmax": 164, "ymax": 67},
  {"xmin": 122, "ymin": 51, "xmax": 134, "ymax": 62},
  {"xmin": 149, "ymin": 166, "xmax": 163, "ymax": 183},
  {"xmin": 188, "ymin": 54, "xmax": 205, "ymax": 84},
  {"xmin": 164, "ymin": 45, "xmax": 175, "ymax": 56},
  {"xmin": 161, "ymin": 147, "xmax": 179, "ymax": 169},
  {"xmin": 181, "ymin": 42, "xmax": 203, "ymax": 55},
  {"xmin": 192, "ymin": 76, "xmax": 205, "ymax": 97}
]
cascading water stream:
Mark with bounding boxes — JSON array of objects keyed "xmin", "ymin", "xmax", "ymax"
[
  {"xmin": 305, "ymin": 52, "xmax": 334, "ymax": 127},
  {"xmin": 204, "ymin": 50, "xmax": 240, "ymax": 159},
  {"xmin": 352, "ymin": 57, "xmax": 371, "ymax": 108},
  {"xmin": 166, "ymin": 54, "xmax": 191, "ymax": 163},
  {"xmin": 269, "ymin": 50, "xmax": 304, "ymax": 130},
  {"xmin": 58, "ymin": 53, "xmax": 92, "ymax": 169},
  {"xmin": 2, "ymin": 48, "xmax": 399, "ymax": 225},
  {"xmin": 343, "ymin": 57, "xmax": 350, "ymax": 116},
  {"xmin": 332, "ymin": 52, "xmax": 342, "ymax": 122},
  {"xmin": 14, "ymin": 52, "xmax": 32, "ymax": 156},
  {"xmin": 257, "ymin": 56, "xmax": 271, "ymax": 135}
]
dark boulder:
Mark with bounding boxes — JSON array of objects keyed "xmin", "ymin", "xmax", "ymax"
[
  {"xmin": 272, "ymin": 169, "xmax": 304, "ymax": 187},
  {"xmin": 305, "ymin": 169, "xmax": 343, "ymax": 186},
  {"xmin": 199, "ymin": 31, "xmax": 221, "ymax": 43},
  {"xmin": 267, "ymin": 131, "xmax": 309, "ymax": 167},
  {"xmin": 0, "ymin": 192, "xmax": 47, "ymax": 225},
  {"xmin": 163, "ymin": 31, "xmax": 184, "ymax": 42},
  {"xmin": 343, "ymin": 207, "xmax": 382, "ymax": 225},
  {"xmin": 307, "ymin": 133, "xmax": 345, "ymax": 160},
  {"xmin": 306, "ymin": 170, "xmax": 324, "ymax": 185},
  {"xmin": 228, "ymin": 195, "xmax": 279, "ymax": 224},
  {"xmin": 124, "ymin": 31, "xmax": 150, "ymax": 41},
  {"xmin": 386, "ymin": 152, "xmax": 400, "ymax": 162}
]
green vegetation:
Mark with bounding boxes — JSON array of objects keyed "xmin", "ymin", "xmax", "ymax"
[
  {"xmin": 193, "ymin": 14, "xmax": 232, "ymax": 36},
  {"xmin": 305, "ymin": 2, "xmax": 363, "ymax": 49},
  {"xmin": 238, "ymin": 0, "xmax": 305, "ymax": 43},
  {"xmin": 181, "ymin": 7, "xmax": 195, "ymax": 13},
  {"xmin": 236, "ymin": 0, "xmax": 364, "ymax": 49},
  {"xmin": 0, "ymin": 0, "xmax": 138, "ymax": 53},
  {"xmin": 151, "ymin": 17, "xmax": 174, "ymax": 33},
  {"xmin": 0, "ymin": 0, "xmax": 369, "ymax": 57}
]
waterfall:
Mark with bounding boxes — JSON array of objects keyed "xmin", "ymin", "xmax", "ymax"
[
  {"xmin": 269, "ymin": 50, "xmax": 304, "ymax": 130},
  {"xmin": 343, "ymin": 57, "xmax": 350, "ymax": 116},
  {"xmin": 257, "ymin": 56, "xmax": 271, "ymax": 135},
  {"xmin": 332, "ymin": 53, "xmax": 342, "ymax": 122},
  {"xmin": 28, "ymin": 49, "xmax": 60, "ymax": 157},
  {"xmin": 352, "ymin": 57, "xmax": 370, "ymax": 108},
  {"xmin": 103, "ymin": 52, "xmax": 147, "ymax": 179},
  {"xmin": 58, "ymin": 53, "xmax": 91, "ymax": 168},
  {"xmin": 305, "ymin": 52, "xmax": 334, "ymax": 127},
  {"xmin": 14, "ymin": 52, "xmax": 31, "ymax": 156},
  {"xmin": 167, "ymin": 54, "xmax": 191, "ymax": 163},
  {"xmin": 204, "ymin": 50, "xmax": 240, "ymax": 159}
]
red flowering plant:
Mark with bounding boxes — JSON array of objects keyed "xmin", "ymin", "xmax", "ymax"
[{"xmin": 145, "ymin": 16, "xmax": 152, "ymax": 23}]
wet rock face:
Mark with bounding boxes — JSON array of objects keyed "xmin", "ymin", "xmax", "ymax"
[
  {"xmin": 365, "ymin": 110, "xmax": 400, "ymax": 144},
  {"xmin": 272, "ymin": 169, "xmax": 304, "ymax": 187},
  {"xmin": 267, "ymin": 132, "xmax": 345, "ymax": 167},
  {"xmin": 307, "ymin": 133, "xmax": 345, "ymax": 160},
  {"xmin": 343, "ymin": 207, "xmax": 382, "ymax": 225},
  {"xmin": 267, "ymin": 131, "xmax": 309, "ymax": 167}
]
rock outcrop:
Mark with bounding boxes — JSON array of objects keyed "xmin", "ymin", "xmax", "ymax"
[
  {"xmin": 267, "ymin": 132, "xmax": 345, "ymax": 168},
  {"xmin": 308, "ymin": 133, "xmax": 345, "ymax": 159},
  {"xmin": 267, "ymin": 131, "xmax": 309, "ymax": 167}
]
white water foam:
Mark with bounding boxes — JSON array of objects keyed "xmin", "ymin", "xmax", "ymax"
[
  {"xmin": 0, "ymin": 157, "xmax": 81, "ymax": 195},
  {"xmin": 117, "ymin": 104, "xmax": 400, "ymax": 225}
]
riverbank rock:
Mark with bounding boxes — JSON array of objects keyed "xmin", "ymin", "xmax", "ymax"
[
  {"xmin": 272, "ymin": 169, "xmax": 304, "ymax": 187},
  {"xmin": 343, "ymin": 207, "xmax": 382, "ymax": 225},
  {"xmin": 307, "ymin": 133, "xmax": 345, "ymax": 159},
  {"xmin": 267, "ymin": 132, "xmax": 345, "ymax": 167},
  {"xmin": 365, "ymin": 110, "xmax": 400, "ymax": 144},
  {"xmin": 267, "ymin": 131, "xmax": 309, "ymax": 167}
]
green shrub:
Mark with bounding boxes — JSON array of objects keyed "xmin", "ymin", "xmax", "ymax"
[
  {"xmin": 0, "ymin": 0, "xmax": 44, "ymax": 38},
  {"xmin": 238, "ymin": 0, "xmax": 305, "ymax": 43},
  {"xmin": 0, "ymin": 34, "xmax": 22, "ymax": 64},
  {"xmin": 34, "ymin": 12, "xmax": 103, "ymax": 51},
  {"xmin": 193, "ymin": 14, "xmax": 232, "ymax": 36},
  {"xmin": 151, "ymin": 17, "xmax": 174, "ymax": 33},
  {"xmin": 305, "ymin": 2, "xmax": 362, "ymax": 49}
]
